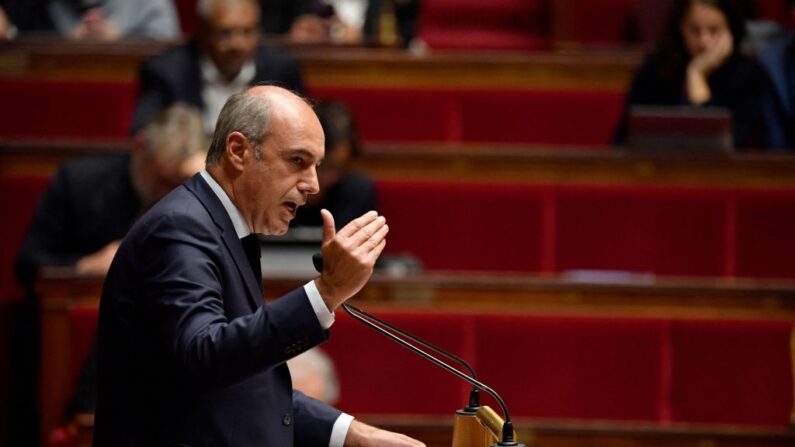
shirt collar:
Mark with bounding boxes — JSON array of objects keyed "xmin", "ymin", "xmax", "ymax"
[
  {"xmin": 200, "ymin": 55, "xmax": 257, "ymax": 87},
  {"xmin": 200, "ymin": 170, "xmax": 250, "ymax": 238}
]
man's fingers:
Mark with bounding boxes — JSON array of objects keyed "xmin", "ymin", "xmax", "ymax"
[
  {"xmin": 349, "ymin": 215, "xmax": 386, "ymax": 247},
  {"xmin": 321, "ymin": 209, "xmax": 336, "ymax": 244},
  {"xmin": 337, "ymin": 210, "xmax": 378, "ymax": 239},
  {"xmin": 367, "ymin": 238, "xmax": 387, "ymax": 264},
  {"xmin": 361, "ymin": 223, "xmax": 388, "ymax": 254}
]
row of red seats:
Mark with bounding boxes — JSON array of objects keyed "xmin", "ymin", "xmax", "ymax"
[
  {"xmin": 67, "ymin": 305, "xmax": 792, "ymax": 426},
  {"xmin": 378, "ymin": 180, "xmax": 795, "ymax": 279},
  {"xmin": 0, "ymin": 79, "xmax": 624, "ymax": 146},
  {"xmin": 4, "ymin": 176, "xmax": 795, "ymax": 302}
]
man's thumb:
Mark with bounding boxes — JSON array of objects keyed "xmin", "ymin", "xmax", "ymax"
[{"xmin": 320, "ymin": 209, "xmax": 336, "ymax": 243}]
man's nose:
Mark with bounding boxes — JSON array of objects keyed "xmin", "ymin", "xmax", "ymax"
[{"xmin": 300, "ymin": 167, "xmax": 320, "ymax": 195}]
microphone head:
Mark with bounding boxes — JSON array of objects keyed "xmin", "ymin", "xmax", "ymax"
[{"xmin": 312, "ymin": 252, "xmax": 324, "ymax": 273}]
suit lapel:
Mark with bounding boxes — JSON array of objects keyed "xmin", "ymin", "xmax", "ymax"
[{"xmin": 184, "ymin": 174, "xmax": 263, "ymax": 310}]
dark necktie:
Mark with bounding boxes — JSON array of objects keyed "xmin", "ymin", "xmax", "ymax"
[{"xmin": 240, "ymin": 233, "xmax": 262, "ymax": 287}]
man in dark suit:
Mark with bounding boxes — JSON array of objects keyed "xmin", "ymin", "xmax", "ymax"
[
  {"xmin": 130, "ymin": 0, "xmax": 304, "ymax": 135},
  {"xmin": 94, "ymin": 85, "xmax": 423, "ymax": 446}
]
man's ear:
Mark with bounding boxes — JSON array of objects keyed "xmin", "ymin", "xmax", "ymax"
[{"xmin": 225, "ymin": 131, "xmax": 249, "ymax": 172}]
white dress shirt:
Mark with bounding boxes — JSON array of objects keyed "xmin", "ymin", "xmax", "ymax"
[
  {"xmin": 199, "ymin": 171, "xmax": 353, "ymax": 446},
  {"xmin": 199, "ymin": 57, "xmax": 256, "ymax": 135}
]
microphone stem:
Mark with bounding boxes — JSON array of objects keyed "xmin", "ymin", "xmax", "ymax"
[{"xmin": 341, "ymin": 303, "xmax": 514, "ymax": 435}]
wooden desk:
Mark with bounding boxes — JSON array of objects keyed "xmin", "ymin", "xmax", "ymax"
[
  {"xmin": 353, "ymin": 145, "xmax": 795, "ymax": 189},
  {"xmin": 35, "ymin": 270, "xmax": 795, "ymax": 442},
  {"xmin": 4, "ymin": 141, "xmax": 795, "ymax": 189},
  {"xmin": 0, "ymin": 37, "xmax": 642, "ymax": 90}
]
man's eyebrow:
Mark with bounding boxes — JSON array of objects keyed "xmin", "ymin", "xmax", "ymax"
[{"xmin": 284, "ymin": 148, "xmax": 323, "ymax": 163}]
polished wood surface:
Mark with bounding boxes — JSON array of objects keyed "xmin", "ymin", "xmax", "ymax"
[
  {"xmin": 354, "ymin": 145, "xmax": 795, "ymax": 188},
  {"xmin": 4, "ymin": 140, "xmax": 795, "ymax": 189},
  {"xmin": 0, "ymin": 37, "xmax": 642, "ymax": 89},
  {"xmin": 34, "ymin": 270, "xmax": 795, "ymax": 442}
]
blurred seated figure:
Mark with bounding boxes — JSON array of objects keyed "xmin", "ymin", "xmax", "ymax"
[
  {"xmin": 0, "ymin": 0, "xmax": 179, "ymax": 41},
  {"xmin": 131, "ymin": 0, "xmax": 304, "ymax": 135},
  {"xmin": 15, "ymin": 104, "xmax": 207, "ymax": 286},
  {"xmin": 287, "ymin": 348, "xmax": 340, "ymax": 405},
  {"xmin": 614, "ymin": 0, "xmax": 773, "ymax": 150},
  {"xmin": 267, "ymin": 0, "xmax": 419, "ymax": 47},
  {"xmin": 0, "ymin": 0, "xmax": 52, "ymax": 40},
  {"xmin": 758, "ymin": 0, "xmax": 795, "ymax": 150},
  {"xmin": 9, "ymin": 104, "xmax": 205, "ymax": 447},
  {"xmin": 289, "ymin": 100, "xmax": 376, "ymax": 231}
]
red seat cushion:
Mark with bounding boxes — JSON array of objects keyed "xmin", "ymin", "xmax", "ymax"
[
  {"xmin": 0, "ymin": 79, "xmax": 136, "ymax": 139},
  {"xmin": 473, "ymin": 314, "xmax": 668, "ymax": 421},
  {"xmin": 554, "ymin": 185, "xmax": 728, "ymax": 276},
  {"xmin": 324, "ymin": 310, "xmax": 474, "ymax": 414},
  {"xmin": 377, "ymin": 180, "xmax": 548, "ymax": 272},
  {"xmin": 670, "ymin": 319, "xmax": 794, "ymax": 426},
  {"xmin": 734, "ymin": 189, "xmax": 795, "ymax": 279},
  {"xmin": 418, "ymin": 0, "xmax": 549, "ymax": 51}
]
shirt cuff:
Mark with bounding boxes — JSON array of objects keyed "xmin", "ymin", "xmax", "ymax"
[
  {"xmin": 304, "ymin": 280, "xmax": 335, "ymax": 330},
  {"xmin": 329, "ymin": 413, "xmax": 354, "ymax": 447}
]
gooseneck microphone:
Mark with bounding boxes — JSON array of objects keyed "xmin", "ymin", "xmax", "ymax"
[{"xmin": 312, "ymin": 253, "xmax": 524, "ymax": 446}]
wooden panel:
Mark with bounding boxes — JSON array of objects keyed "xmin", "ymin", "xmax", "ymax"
[{"xmin": 0, "ymin": 37, "xmax": 642, "ymax": 90}]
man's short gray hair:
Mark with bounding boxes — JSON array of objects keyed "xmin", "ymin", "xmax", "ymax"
[
  {"xmin": 196, "ymin": 0, "xmax": 261, "ymax": 24},
  {"xmin": 142, "ymin": 103, "xmax": 207, "ymax": 162},
  {"xmin": 206, "ymin": 90, "xmax": 272, "ymax": 165}
]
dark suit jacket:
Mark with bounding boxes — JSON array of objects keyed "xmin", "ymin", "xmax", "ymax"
[
  {"xmin": 759, "ymin": 34, "xmax": 795, "ymax": 150},
  {"xmin": 93, "ymin": 174, "xmax": 340, "ymax": 447},
  {"xmin": 15, "ymin": 154, "xmax": 141, "ymax": 287},
  {"xmin": 130, "ymin": 40, "xmax": 305, "ymax": 133}
]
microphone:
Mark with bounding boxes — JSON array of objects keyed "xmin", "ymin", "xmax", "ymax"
[{"xmin": 312, "ymin": 252, "xmax": 524, "ymax": 446}]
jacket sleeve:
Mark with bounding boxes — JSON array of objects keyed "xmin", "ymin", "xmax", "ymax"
[{"xmin": 135, "ymin": 211, "xmax": 329, "ymax": 389}]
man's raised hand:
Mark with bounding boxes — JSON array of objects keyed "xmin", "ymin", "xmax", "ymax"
[{"xmin": 314, "ymin": 209, "xmax": 388, "ymax": 311}]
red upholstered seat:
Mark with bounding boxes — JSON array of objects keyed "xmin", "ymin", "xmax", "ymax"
[
  {"xmin": 324, "ymin": 311, "xmax": 474, "ymax": 415},
  {"xmin": 670, "ymin": 319, "xmax": 794, "ymax": 427},
  {"xmin": 0, "ymin": 175, "xmax": 50, "ymax": 300},
  {"xmin": 459, "ymin": 89, "xmax": 623, "ymax": 146},
  {"xmin": 0, "ymin": 79, "xmax": 136, "ymax": 139},
  {"xmin": 734, "ymin": 190, "xmax": 795, "ymax": 280},
  {"xmin": 309, "ymin": 87, "xmax": 459, "ymax": 143},
  {"xmin": 417, "ymin": 0, "xmax": 549, "ymax": 51},
  {"xmin": 309, "ymin": 87, "xmax": 622, "ymax": 147},
  {"xmin": 473, "ymin": 314, "xmax": 668, "ymax": 421},
  {"xmin": 376, "ymin": 180, "xmax": 548, "ymax": 272},
  {"xmin": 553, "ymin": 185, "xmax": 728, "ymax": 276},
  {"xmin": 561, "ymin": 0, "xmax": 636, "ymax": 44}
]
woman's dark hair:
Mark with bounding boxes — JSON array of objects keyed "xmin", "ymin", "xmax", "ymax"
[
  {"xmin": 655, "ymin": 0, "xmax": 747, "ymax": 80},
  {"xmin": 315, "ymin": 100, "xmax": 361, "ymax": 159}
]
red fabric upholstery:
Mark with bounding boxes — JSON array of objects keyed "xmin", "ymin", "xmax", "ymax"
[
  {"xmin": 670, "ymin": 319, "xmax": 794, "ymax": 427},
  {"xmin": 734, "ymin": 190, "xmax": 795, "ymax": 280},
  {"xmin": 554, "ymin": 185, "xmax": 728, "ymax": 276},
  {"xmin": 59, "ymin": 307, "xmax": 795, "ymax": 427},
  {"xmin": 0, "ymin": 79, "xmax": 136, "ymax": 139},
  {"xmin": 417, "ymin": 0, "xmax": 549, "ymax": 51},
  {"xmin": 565, "ymin": 0, "xmax": 636, "ymax": 43},
  {"xmin": 0, "ymin": 175, "xmax": 50, "ymax": 301},
  {"xmin": 459, "ymin": 89, "xmax": 623, "ymax": 146},
  {"xmin": 324, "ymin": 311, "xmax": 474, "ymax": 415},
  {"xmin": 309, "ymin": 87, "xmax": 622, "ymax": 147},
  {"xmin": 310, "ymin": 87, "xmax": 459, "ymax": 143},
  {"xmin": 473, "ymin": 314, "xmax": 667, "ymax": 421},
  {"xmin": 376, "ymin": 180, "xmax": 548, "ymax": 272}
]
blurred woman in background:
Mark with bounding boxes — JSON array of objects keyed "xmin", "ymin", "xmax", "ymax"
[{"xmin": 614, "ymin": 0, "xmax": 773, "ymax": 149}]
